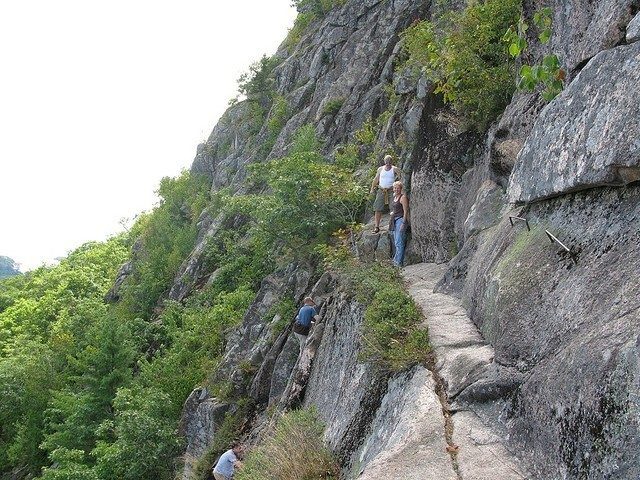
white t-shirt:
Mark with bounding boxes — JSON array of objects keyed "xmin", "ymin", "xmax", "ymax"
[{"xmin": 379, "ymin": 166, "xmax": 396, "ymax": 188}]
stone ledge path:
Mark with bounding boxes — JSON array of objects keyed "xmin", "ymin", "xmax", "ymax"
[{"xmin": 402, "ymin": 263, "xmax": 529, "ymax": 480}]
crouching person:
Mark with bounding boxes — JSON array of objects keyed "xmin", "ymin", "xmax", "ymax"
[
  {"xmin": 213, "ymin": 442, "xmax": 244, "ymax": 480},
  {"xmin": 293, "ymin": 297, "xmax": 318, "ymax": 352}
]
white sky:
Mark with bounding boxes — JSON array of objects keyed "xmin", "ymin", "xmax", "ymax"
[{"xmin": 0, "ymin": 1, "xmax": 297, "ymax": 272}]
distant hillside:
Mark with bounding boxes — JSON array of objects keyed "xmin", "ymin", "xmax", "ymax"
[{"xmin": 0, "ymin": 256, "xmax": 20, "ymax": 278}]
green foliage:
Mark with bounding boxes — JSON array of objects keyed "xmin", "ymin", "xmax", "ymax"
[
  {"xmin": 292, "ymin": 0, "xmax": 345, "ymax": 15},
  {"xmin": 236, "ymin": 55, "xmax": 281, "ymax": 136},
  {"xmin": 139, "ymin": 287, "xmax": 256, "ymax": 417},
  {"xmin": 237, "ymin": 56, "xmax": 279, "ymax": 104},
  {"xmin": 0, "ymin": 239, "xmax": 128, "ymax": 476},
  {"xmin": 335, "ymin": 143, "xmax": 361, "ymax": 170},
  {"xmin": 267, "ymin": 95, "xmax": 289, "ymax": 139},
  {"xmin": 39, "ymin": 448, "xmax": 99, "ymax": 480},
  {"xmin": 117, "ymin": 171, "xmax": 210, "ymax": 319},
  {"xmin": 321, "ymin": 97, "xmax": 344, "ymax": 117},
  {"xmin": 320, "ymin": 242, "xmax": 429, "ymax": 371},
  {"xmin": 401, "ymin": 0, "xmax": 522, "ymax": 130},
  {"xmin": 353, "ymin": 117, "xmax": 377, "ymax": 146},
  {"xmin": 231, "ymin": 125, "xmax": 368, "ymax": 257},
  {"xmin": 41, "ymin": 316, "xmax": 135, "ymax": 466},
  {"xmin": 286, "ymin": 0, "xmax": 346, "ymax": 48},
  {"xmin": 0, "ymin": 342, "xmax": 57, "ymax": 474},
  {"xmin": 260, "ymin": 94, "xmax": 290, "ymax": 156},
  {"xmin": 0, "ymin": 238, "xmax": 128, "ymax": 354},
  {"xmin": 285, "ymin": 12, "xmax": 316, "ymax": 48},
  {"xmin": 503, "ymin": 7, "xmax": 565, "ymax": 101},
  {"xmin": 235, "ymin": 408, "xmax": 339, "ymax": 480},
  {"xmin": 266, "ymin": 296, "xmax": 297, "ymax": 338},
  {"xmin": 93, "ymin": 386, "xmax": 182, "ymax": 480}
]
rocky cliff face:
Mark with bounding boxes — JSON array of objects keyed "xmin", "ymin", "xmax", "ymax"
[{"xmin": 175, "ymin": 0, "xmax": 640, "ymax": 478}]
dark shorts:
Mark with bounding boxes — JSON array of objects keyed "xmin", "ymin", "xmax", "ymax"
[
  {"xmin": 293, "ymin": 321, "xmax": 310, "ymax": 336},
  {"xmin": 373, "ymin": 187, "xmax": 393, "ymax": 211}
]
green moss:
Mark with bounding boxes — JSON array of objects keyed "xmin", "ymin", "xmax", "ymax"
[
  {"xmin": 494, "ymin": 227, "xmax": 546, "ymax": 279},
  {"xmin": 322, "ymin": 97, "xmax": 344, "ymax": 117}
]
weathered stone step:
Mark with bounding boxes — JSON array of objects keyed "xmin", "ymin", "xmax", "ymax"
[{"xmin": 401, "ymin": 263, "xmax": 529, "ymax": 480}]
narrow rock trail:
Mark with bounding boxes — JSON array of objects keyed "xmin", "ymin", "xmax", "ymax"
[{"xmin": 402, "ymin": 263, "xmax": 529, "ymax": 480}]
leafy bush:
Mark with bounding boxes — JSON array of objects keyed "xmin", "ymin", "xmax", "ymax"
[
  {"xmin": 401, "ymin": 0, "xmax": 522, "ymax": 130},
  {"xmin": 235, "ymin": 408, "xmax": 339, "ymax": 480},
  {"xmin": 236, "ymin": 55, "xmax": 281, "ymax": 133},
  {"xmin": 229, "ymin": 125, "xmax": 368, "ymax": 257},
  {"xmin": 117, "ymin": 171, "xmax": 210, "ymax": 319},
  {"xmin": 266, "ymin": 296, "xmax": 297, "ymax": 338},
  {"xmin": 93, "ymin": 387, "xmax": 182, "ymax": 480},
  {"xmin": 292, "ymin": 0, "xmax": 345, "ymax": 15},
  {"xmin": 320, "ymin": 242, "xmax": 429, "ymax": 371},
  {"xmin": 286, "ymin": 0, "xmax": 346, "ymax": 48},
  {"xmin": 285, "ymin": 12, "xmax": 317, "ymax": 48},
  {"xmin": 503, "ymin": 7, "xmax": 565, "ymax": 101},
  {"xmin": 321, "ymin": 97, "xmax": 344, "ymax": 117}
]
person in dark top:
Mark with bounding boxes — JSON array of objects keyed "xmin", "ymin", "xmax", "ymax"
[
  {"xmin": 293, "ymin": 297, "xmax": 318, "ymax": 352},
  {"xmin": 389, "ymin": 180, "xmax": 409, "ymax": 267}
]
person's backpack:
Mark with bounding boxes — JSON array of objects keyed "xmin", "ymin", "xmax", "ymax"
[{"xmin": 293, "ymin": 320, "xmax": 310, "ymax": 336}]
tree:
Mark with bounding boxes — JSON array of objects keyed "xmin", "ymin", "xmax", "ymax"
[{"xmin": 41, "ymin": 316, "xmax": 134, "ymax": 467}]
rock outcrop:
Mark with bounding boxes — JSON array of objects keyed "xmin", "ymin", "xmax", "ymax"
[
  {"xmin": 175, "ymin": 0, "xmax": 640, "ymax": 478},
  {"xmin": 509, "ymin": 42, "xmax": 640, "ymax": 204}
]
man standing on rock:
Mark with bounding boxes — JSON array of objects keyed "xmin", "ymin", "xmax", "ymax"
[
  {"xmin": 213, "ymin": 442, "xmax": 244, "ymax": 480},
  {"xmin": 370, "ymin": 154, "xmax": 401, "ymax": 233},
  {"xmin": 293, "ymin": 297, "xmax": 318, "ymax": 352}
]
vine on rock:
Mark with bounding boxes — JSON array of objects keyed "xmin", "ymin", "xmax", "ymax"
[{"xmin": 503, "ymin": 7, "xmax": 566, "ymax": 101}]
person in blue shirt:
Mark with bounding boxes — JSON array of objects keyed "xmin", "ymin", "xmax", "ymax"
[
  {"xmin": 293, "ymin": 297, "xmax": 318, "ymax": 351},
  {"xmin": 213, "ymin": 442, "xmax": 244, "ymax": 480}
]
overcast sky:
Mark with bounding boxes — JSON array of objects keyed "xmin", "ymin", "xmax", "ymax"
[{"xmin": 0, "ymin": 1, "xmax": 297, "ymax": 271}]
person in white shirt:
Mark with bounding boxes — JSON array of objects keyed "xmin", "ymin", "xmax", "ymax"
[
  {"xmin": 213, "ymin": 442, "xmax": 244, "ymax": 480},
  {"xmin": 370, "ymin": 155, "xmax": 400, "ymax": 233}
]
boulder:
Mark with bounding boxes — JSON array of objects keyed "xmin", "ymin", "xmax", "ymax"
[
  {"xmin": 627, "ymin": 11, "xmax": 640, "ymax": 42},
  {"xmin": 509, "ymin": 42, "xmax": 640, "ymax": 204}
]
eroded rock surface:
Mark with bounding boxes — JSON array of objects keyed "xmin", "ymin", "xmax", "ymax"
[
  {"xmin": 354, "ymin": 368, "xmax": 457, "ymax": 480},
  {"xmin": 402, "ymin": 263, "xmax": 529, "ymax": 479},
  {"xmin": 461, "ymin": 186, "xmax": 640, "ymax": 478},
  {"xmin": 178, "ymin": 388, "xmax": 230, "ymax": 480},
  {"xmin": 509, "ymin": 42, "xmax": 640, "ymax": 204}
]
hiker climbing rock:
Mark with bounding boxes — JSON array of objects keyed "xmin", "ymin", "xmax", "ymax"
[
  {"xmin": 370, "ymin": 154, "xmax": 400, "ymax": 233},
  {"xmin": 212, "ymin": 442, "xmax": 244, "ymax": 480},
  {"xmin": 389, "ymin": 180, "xmax": 409, "ymax": 267},
  {"xmin": 293, "ymin": 297, "xmax": 318, "ymax": 352}
]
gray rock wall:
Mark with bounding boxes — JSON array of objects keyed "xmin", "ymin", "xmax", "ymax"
[
  {"xmin": 509, "ymin": 42, "xmax": 640, "ymax": 204},
  {"xmin": 461, "ymin": 186, "xmax": 640, "ymax": 478},
  {"xmin": 303, "ymin": 294, "xmax": 390, "ymax": 467}
]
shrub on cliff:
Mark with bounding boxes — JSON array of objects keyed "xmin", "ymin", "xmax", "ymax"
[
  {"xmin": 117, "ymin": 171, "xmax": 210, "ymax": 319},
  {"xmin": 320, "ymin": 242, "xmax": 429, "ymax": 372},
  {"xmin": 401, "ymin": 0, "xmax": 522, "ymax": 130},
  {"xmin": 236, "ymin": 408, "xmax": 339, "ymax": 480},
  {"xmin": 228, "ymin": 125, "xmax": 368, "ymax": 258},
  {"xmin": 286, "ymin": 0, "xmax": 347, "ymax": 48}
]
